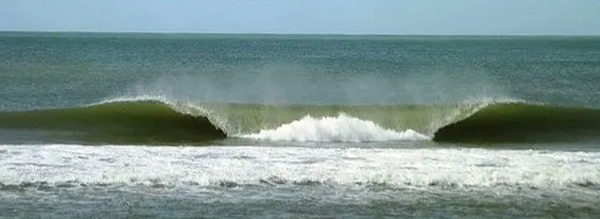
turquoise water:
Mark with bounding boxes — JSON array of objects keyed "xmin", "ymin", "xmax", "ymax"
[{"xmin": 1, "ymin": 32, "xmax": 600, "ymax": 218}]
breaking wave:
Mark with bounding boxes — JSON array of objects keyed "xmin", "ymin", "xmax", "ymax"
[
  {"xmin": 0, "ymin": 96, "xmax": 599, "ymax": 144},
  {"xmin": 240, "ymin": 114, "xmax": 429, "ymax": 142},
  {"xmin": 0, "ymin": 100, "xmax": 226, "ymax": 145}
]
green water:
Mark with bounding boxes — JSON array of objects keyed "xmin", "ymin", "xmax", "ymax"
[{"xmin": 1, "ymin": 32, "xmax": 600, "ymax": 218}]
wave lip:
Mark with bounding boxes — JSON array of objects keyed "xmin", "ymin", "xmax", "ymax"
[{"xmin": 240, "ymin": 113, "xmax": 429, "ymax": 142}]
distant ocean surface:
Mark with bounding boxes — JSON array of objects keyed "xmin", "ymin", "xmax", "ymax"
[{"xmin": 1, "ymin": 32, "xmax": 599, "ymax": 218}]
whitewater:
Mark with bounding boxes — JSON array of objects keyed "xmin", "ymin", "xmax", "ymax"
[
  {"xmin": 3, "ymin": 144, "xmax": 599, "ymax": 194},
  {"xmin": 240, "ymin": 113, "xmax": 429, "ymax": 142},
  {"xmin": 3, "ymin": 144, "xmax": 600, "ymax": 218}
]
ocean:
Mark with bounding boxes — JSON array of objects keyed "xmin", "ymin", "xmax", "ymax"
[{"xmin": 1, "ymin": 32, "xmax": 599, "ymax": 218}]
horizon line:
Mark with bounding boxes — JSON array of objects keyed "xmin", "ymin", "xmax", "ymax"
[{"xmin": 1, "ymin": 30, "xmax": 599, "ymax": 37}]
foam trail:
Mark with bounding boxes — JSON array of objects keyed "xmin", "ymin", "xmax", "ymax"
[
  {"xmin": 92, "ymin": 95, "xmax": 170, "ymax": 105},
  {"xmin": 2, "ymin": 145, "xmax": 600, "ymax": 191},
  {"xmin": 240, "ymin": 113, "xmax": 429, "ymax": 142}
]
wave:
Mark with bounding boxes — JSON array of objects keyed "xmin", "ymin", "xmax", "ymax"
[
  {"xmin": 0, "ymin": 96, "xmax": 599, "ymax": 144},
  {"xmin": 0, "ymin": 100, "xmax": 226, "ymax": 145},
  {"xmin": 434, "ymin": 103, "xmax": 600, "ymax": 143}
]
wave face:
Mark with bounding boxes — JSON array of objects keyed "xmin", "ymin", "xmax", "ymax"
[
  {"xmin": 434, "ymin": 103, "xmax": 600, "ymax": 143},
  {"xmin": 0, "ymin": 101, "xmax": 226, "ymax": 145},
  {"xmin": 2, "ymin": 97, "xmax": 599, "ymax": 144}
]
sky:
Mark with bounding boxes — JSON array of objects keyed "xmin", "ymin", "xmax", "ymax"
[{"xmin": 1, "ymin": 0, "xmax": 599, "ymax": 35}]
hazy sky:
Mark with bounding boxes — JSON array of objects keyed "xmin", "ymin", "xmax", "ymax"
[{"xmin": 1, "ymin": 0, "xmax": 599, "ymax": 35}]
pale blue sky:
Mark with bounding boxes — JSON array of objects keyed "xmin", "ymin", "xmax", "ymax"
[{"xmin": 1, "ymin": 0, "xmax": 599, "ymax": 35}]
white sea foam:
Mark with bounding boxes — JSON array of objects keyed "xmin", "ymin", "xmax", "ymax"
[
  {"xmin": 92, "ymin": 94, "xmax": 171, "ymax": 106},
  {"xmin": 240, "ymin": 113, "xmax": 429, "ymax": 142},
  {"xmin": 1, "ymin": 144, "xmax": 599, "ymax": 192}
]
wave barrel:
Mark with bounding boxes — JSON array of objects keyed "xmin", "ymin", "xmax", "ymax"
[
  {"xmin": 0, "ymin": 101, "xmax": 227, "ymax": 145},
  {"xmin": 433, "ymin": 103, "xmax": 600, "ymax": 144}
]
